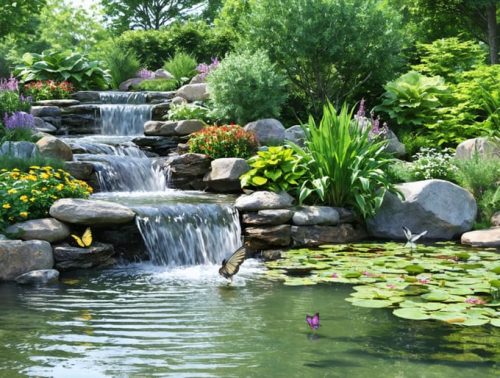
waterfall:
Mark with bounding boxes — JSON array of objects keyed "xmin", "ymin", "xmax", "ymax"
[
  {"xmin": 134, "ymin": 204, "xmax": 241, "ymax": 266},
  {"xmin": 98, "ymin": 92, "xmax": 153, "ymax": 136},
  {"xmin": 74, "ymin": 142, "xmax": 168, "ymax": 192}
]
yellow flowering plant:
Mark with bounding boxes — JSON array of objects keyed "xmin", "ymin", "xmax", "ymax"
[{"xmin": 0, "ymin": 166, "xmax": 92, "ymax": 230}]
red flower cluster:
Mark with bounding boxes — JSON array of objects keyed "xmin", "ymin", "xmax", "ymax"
[
  {"xmin": 23, "ymin": 80, "xmax": 74, "ymax": 101},
  {"xmin": 188, "ymin": 124, "xmax": 258, "ymax": 159}
]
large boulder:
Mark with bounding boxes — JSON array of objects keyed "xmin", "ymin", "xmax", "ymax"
[
  {"xmin": 367, "ymin": 180, "xmax": 477, "ymax": 240},
  {"xmin": 53, "ymin": 242, "xmax": 115, "ymax": 270},
  {"xmin": 0, "ymin": 141, "xmax": 38, "ymax": 158},
  {"xmin": 284, "ymin": 125, "xmax": 306, "ymax": 147},
  {"xmin": 244, "ymin": 119, "xmax": 285, "ymax": 146},
  {"xmin": 36, "ymin": 136, "xmax": 73, "ymax": 161},
  {"xmin": 0, "ymin": 240, "xmax": 53, "ymax": 281},
  {"xmin": 461, "ymin": 228, "xmax": 500, "ymax": 248},
  {"xmin": 242, "ymin": 209, "xmax": 294, "ymax": 225},
  {"xmin": 15, "ymin": 269, "xmax": 59, "ymax": 285},
  {"xmin": 455, "ymin": 137, "xmax": 500, "ymax": 160},
  {"xmin": 119, "ymin": 77, "xmax": 145, "ymax": 91},
  {"xmin": 174, "ymin": 120, "xmax": 205, "ymax": 135},
  {"xmin": 291, "ymin": 224, "xmax": 367, "ymax": 246},
  {"xmin": 204, "ymin": 158, "xmax": 250, "ymax": 193},
  {"xmin": 292, "ymin": 206, "xmax": 340, "ymax": 226},
  {"xmin": 235, "ymin": 191, "xmax": 294, "ymax": 211},
  {"xmin": 49, "ymin": 198, "xmax": 136, "ymax": 225},
  {"xmin": 384, "ymin": 130, "xmax": 406, "ymax": 157},
  {"xmin": 5, "ymin": 218, "xmax": 70, "ymax": 242},
  {"xmin": 176, "ymin": 83, "xmax": 209, "ymax": 102},
  {"xmin": 491, "ymin": 211, "xmax": 500, "ymax": 227},
  {"xmin": 144, "ymin": 120, "xmax": 177, "ymax": 136},
  {"xmin": 153, "ymin": 69, "xmax": 174, "ymax": 80}
]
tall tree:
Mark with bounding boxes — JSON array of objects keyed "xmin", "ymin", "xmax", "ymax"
[
  {"xmin": 102, "ymin": 0, "xmax": 202, "ymax": 32},
  {"xmin": 0, "ymin": 0, "xmax": 46, "ymax": 39}
]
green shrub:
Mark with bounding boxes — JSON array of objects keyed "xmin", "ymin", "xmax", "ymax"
[
  {"xmin": 167, "ymin": 103, "xmax": 213, "ymax": 123},
  {"xmin": 410, "ymin": 148, "xmax": 458, "ymax": 181},
  {"xmin": 412, "ymin": 38, "xmax": 486, "ymax": 82},
  {"xmin": 0, "ymin": 166, "xmax": 92, "ymax": 230},
  {"xmin": 0, "ymin": 91, "xmax": 31, "ymax": 115},
  {"xmin": 207, "ymin": 50, "xmax": 288, "ymax": 125},
  {"xmin": 188, "ymin": 125, "xmax": 257, "ymax": 159},
  {"xmin": 164, "ymin": 52, "xmax": 197, "ymax": 86},
  {"xmin": 104, "ymin": 44, "xmax": 141, "ymax": 89},
  {"xmin": 289, "ymin": 103, "xmax": 398, "ymax": 219},
  {"xmin": 14, "ymin": 50, "xmax": 110, "ymax": 90},
  {"xmin": 133, "ymin": 79, "xmax": 178, "ymax": 92},
  {"xmin": 374, "ymin": 71, "xmax": 451, "ymax": 130},
  {"xmin": 240, "ymin": 146, "xmax": 306, "ymax": 194}
]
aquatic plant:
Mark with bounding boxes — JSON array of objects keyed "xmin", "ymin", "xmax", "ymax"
[{"xmin": 265, "ymin": 243, "xmax": 500, "ymax": 327}]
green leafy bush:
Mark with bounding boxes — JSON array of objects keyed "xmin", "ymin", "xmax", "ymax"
[
  {"xmin": 14, "ymin": 50, "xmax": 110, "ymax": 90},
  {"xmin": 207, "ymin": 50, "xmax": 288, "ymax": 125},
  {"xmin": 412, "ymin": 38, "xmax": 486, "ymax": 82},
  {"xmin": 188, "ymin": 125, "xmax": 257, "ymax": 159},
  {"xmin": 0, "ymin": 91, "xmax": 31, "ymax": 115},
  {"xmin": 289, "ymin": 103, "xmax": 398, "ymax": 219},
  {"xmin": 375, "ymin": 71, "xmax": 451, "ymax": 129},
  {"xmin": 167, "ymin": 103, "xmax": 213, "ymax": 123},
  {"xmin": 410, "ymin": 148, "xmax": 457, "ymax": 181},
  {"xmin": 133, "ymin": 79, "xmax": 178, "ymax": 92},
  {"xmin": 104, "ymin": 44, "xmax": 141, "ymax": 89},
  {"xmin": 0, "ymin": 166, "xmax": 92, "ymax": 230},
  {"xmin": 164, "ymin": 52, "xmax": 197, "ymax": 86},
  {"xmin": 240, "ymin": 146, "xmax": 306, "ymax": 193}
]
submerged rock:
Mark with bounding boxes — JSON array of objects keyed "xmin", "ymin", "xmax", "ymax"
[
  {"xmin": 367, "ymin": 180, "xmax": 477, "ymax": 240},
  {"xmin": 0, "ymin": 240, "xmax": 54, "ymax": 281},
  {"xmin": 53, "ymin": 242, "xmax": 115, "ymax": 270},
  {"xmin": 49, "ymin": 198, "xmax": 136, "ymax": 225},
  {"xmin": 461, "ymin": 228, "xmax": 500, "ymax": 248},
  {"xmin": 15, "ymin": 269, "xmax": 59, "ymax": 285},
  {"xmin": 235, "ymin": 191, "xmax": 294, "ymax": 211},
  {"xmin": 5, "ymin": 218, "xmax": 70, "ymax": 242}
]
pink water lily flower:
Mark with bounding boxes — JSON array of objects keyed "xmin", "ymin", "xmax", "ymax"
[{"xmin": 465, "ymin": 297, "xmax": 485, "ymax": 305}]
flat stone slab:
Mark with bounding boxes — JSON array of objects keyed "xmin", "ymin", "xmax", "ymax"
[
  {"xmin": 5, "ymin": 218, "xmax": 70, "ymax": 242},
  {"xmin": 31, "ymin": 106, "xmax": 61, "ymax": 117},
  {"xmin": 174, "ymin": 120, "xmax": 205, "ymax": 135},
  {"xmin": 35, "ymin": 99, "xmax": 80, "ymax": 107},
  {"xmin": 242, "ymin": 209, "xmax": 294, "ymax": 225},
  {"xmin": 235, "ymin": 191, "xmax": 294, "ymax": 211},
  {"xmin": 53, "ymin": 242, "xmax": 115, "ymax": 270},
  {"xmin": 244, "ymin": 225, "xmax": 291, "ymax": 250},
  {"xmin": 144, "ymin": 120, "xmax": 177, "ymax": 136},
  {"xmin": 291, "ymin": 224, "xmax": 367, "ymax": 247},
  {"xmin": 15, "ymin": 269, "xmax": 59, "ymax": 285},
  {"xmin": 461, "ymin": 228, "xmax": 500, "ymax": 248},
  {"xmin": 72, "ymin": 91, "xmax": 100, "ymax": 102},
  {"xmin": 49, "ymin": 198, "xmax": 135, "ymax": 225},
  {"xmin": 292, "ymin": 206, "xmax": 340, "ymax": 226},
  {"xmin": 0, "ymin": 240, "xmax": 54, "ymax": 281}
]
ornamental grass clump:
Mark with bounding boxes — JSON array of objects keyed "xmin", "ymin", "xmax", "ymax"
[
  {"xmin": 289, "ymin": 103, "xmax": 398, "ymax": 219},
  {"xmin": 0, "ymin": 166, "xmax": 92, "ymax": 230},
  {"xmin": 188, "ymin": 125, "xmax": 257, "ymax": 159}
]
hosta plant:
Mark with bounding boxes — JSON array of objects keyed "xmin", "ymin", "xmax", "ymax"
[
  {"xmin": 167, "ymin": 103, "xmax": 213, "ymax": 123},
  {"xmin": 240, "ymin": 146, "xmax": 306, "ymax": 193}
]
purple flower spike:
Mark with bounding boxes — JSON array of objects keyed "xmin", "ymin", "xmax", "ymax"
[
  {"xmin": 0, "ymin": 75, "xmax": 19, "ymax": 91},
  {"xmin": 3, "ymin": 111, "xmax": 35, "ymax": 129},
  {"xmin": 137, "ymin": 68, "xmax": 154, "ymax": 79},
  {"xmin": 196, "ymin": 57, "xmax": 220, "ymax": 80},
  {"xmin": 356, "ymin": 98, "xmax": 366, "ymax": 118}
]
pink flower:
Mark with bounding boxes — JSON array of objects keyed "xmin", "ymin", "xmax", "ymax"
[
  {"xmin": 465, "ymin": 297, "xmax": 485, "ymax": 305},
  {"xmin": 331, "ymin": 273, "xmax": 338, "ymax": 279}
]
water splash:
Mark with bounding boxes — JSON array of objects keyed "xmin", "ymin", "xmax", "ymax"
[{"xmin": 134, "ymin": 204, "xmax": 241, "ymax": 266}]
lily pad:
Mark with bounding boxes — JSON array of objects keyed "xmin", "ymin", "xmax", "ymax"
[
  {"xmin": 422, "ymin": 291, "xmax": 450, "ymax": 302},
  {"xmin": 393, "ymin": 308, "xmax": 430, "ymax": 320},
  {"xmin": 346, "ymin": 298, "xmax": 393, "ymax": 308}
]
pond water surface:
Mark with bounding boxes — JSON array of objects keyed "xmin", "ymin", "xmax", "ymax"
[{"xmin": 0, "ymin": 261, "xmax": 498, "ymax": 377}]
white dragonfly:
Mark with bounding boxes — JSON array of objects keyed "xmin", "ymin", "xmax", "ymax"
[{"xmin": 402, "ymin": 226, "xmax": 428, "ymax": 249}]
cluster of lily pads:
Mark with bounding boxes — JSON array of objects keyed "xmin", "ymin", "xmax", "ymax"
[{"xmin": 265, "ymin": 242, "xmax": 499, "ymax": 327}]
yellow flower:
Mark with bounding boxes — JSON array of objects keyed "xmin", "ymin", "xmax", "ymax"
[
  {"xmin": 56, "ymin": 184, "xmax": 64, "ymax": 191},
  {"xmin": 43, "ymin": 166, "xmax": 52, "ymax": 170},
  {"xmin": 41, "ymin": 187, "xmax": 48, "ymax": 191},
  {"xmin": 12, "ymin": 168, "xmax": 20, "ymax": 172},
  {"xmin": 29, "ymin": 166, "xmax": 41, "ymax": 170},
  {"xmin": 20, "ymin": 195, "xmax": 28, "ymax": 202},
  {"xmin": 10, "ymin": 172, "xmax": 20, "ymax": 179},
  {"xmin": 40, "ymin": 173, "xmax": 49, "ymax": 179},
  {"xmin": 27, "ymin": 175, "xmax": 37, "ymax": 181},
  {"xmin": 54, "ymin": 173, "xmax": 61, "ymax": 178},
  {"xmin": 7, "ymin": 188, "xmax": 17, "ymax": 194},
  {"xmin": 2, "ymin": 203, "xmax": 11, "ymax": 209},
  {"xmin": 20, "ymin": 211, "xmax": 28, "ymax": 217}
]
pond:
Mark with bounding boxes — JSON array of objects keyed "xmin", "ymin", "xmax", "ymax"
[{"xmin": 0, "ymin": 260, "xmax": 498, "ymax": 377}]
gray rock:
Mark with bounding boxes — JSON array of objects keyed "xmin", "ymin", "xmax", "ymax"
[
  {"xmin": 35, "ymin": 122, "xmax": 57, "ymax": 133},
  {"xmin": 176, "ymin": 83, "xmax": 209, "ymax": 102},
  {"xmin": 31, "ymin": 106, "xmax": 61, "ymax": 117},
  {"xmin": 0, "ymin": 240, "xmax": 53, "ymax": 281},
  {"xmin": 261, "ymin": 249, "xmax": 282, "ymax": 261},
  {"xmin": 242, "ymin": 209, "xmax": 294, "ymax": 225},
  {"xmin": 151, "ymin": 103, "xmax": 170, "ymax": 119},
  {"xmin": 492, "ymin": 211, "xmax": 500, "ymax": 227},
  {"xmin": 367, "ymin": 180, "xmax": 477, "ymax": 240},
  {"xmin": 335, "ymin": 208, "xmax": 358, "ymax": 223},
  {"xmin": 0, "ymin": 141, "xmax": 38, "ymax": 158},
  {"xmin": 94, "ymin": 224, "xmax": 147, "ymax": 261},
  {"xmin": 53, "ymin": 242, "xmax": 115, "ymax": 270},
  {"xmin": 154, "ymin": 69, "xmax": 174, "ymax": 80},
  {"xmin": 244, "ymin": 225, "xmax": 291, "ymax": 249},
  {"xmin": 72, "ymin": 91, "xmax": 100, "ymax": 103},
  {"xmin": 146, "ymin": 91, "xmax": 176, "ymax": 102},
  {"xmin": 165, "ymin": 153, "xmax": 211, "ymax": 177},
  {"xmin": 292, "ymin": 206, "xmax": 340, "ymax": 226},
  {"xmin": 63, "ymin": 104, "xmax": 99, "ymax": 114},
  {"xmin": 0, "ymin": 234, "xmax": 7, "ymax": 240},
  {"xmin": 132, "ymin": 136, "xmax": 180, "ymax": 156},
  {"xmin": 35, "ymin": 99, "xmax": 80, "ymax": 107},
  {"xmin": 170, "ymin": 96, "xmax": 188, "ymax": 105},
  {"xmin": 36, "ymin": 136, "xmax": 73, "ymax": 161},
  {"xmin": 174, "ymin": 120, "xmax": 205, "ymax": 135},
  {"xmin": 49, "ymin": 198, "xmax": 136, "ymax": 225},
  {"xmin": 64, "ymin": 161, "xmax": 94, "ymax": 180},
  {"xmin": 144, "ymin": 120, "xmax": 178, "ymax": 136},
  {"xmin": 15, "ymin": 269, "xmax": 59, "ymax": 285},
  {"xmin": 455, "ymin": 137, "xmax": 500, "ymax": 160},
  {"xmin": 189, "ymin": 73, "xmax": 206, "ymax": 84},
  {"xmin": 119, "ymin": 77, "xmax": 145, "ymax": 91},
  {"xmin": 284, "ymin": 125, "xmax": 306, "ymax": 147},
  {"xmin": 244, "ymin": 119, "xmax": 286, "ymax": 146},
  {"xmin": 461, "ymin": 228, "xmax": 500, "ymax": 248},
  {"xmin": 384, "ymin": 130, "xmax": 406, "ymax": 157},
  {"xmin": 235, "ymin": 191, "xmax": 294, "ymax": 211},
  {"xmin": 5, "ymin": 218, "xmax": 70, "ymax": 242},
  {"xmin": 291, "ymin": 224, "xmax": 367, "ymax": 246},
  {"xmin": 204, "ymin": 158, "xmax": 250, "ymax": 192}
]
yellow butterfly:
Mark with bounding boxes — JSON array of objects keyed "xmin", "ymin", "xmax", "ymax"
[{"xmin": 71, "ymin": 227, "xmax": 92, "ymax": 247}]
